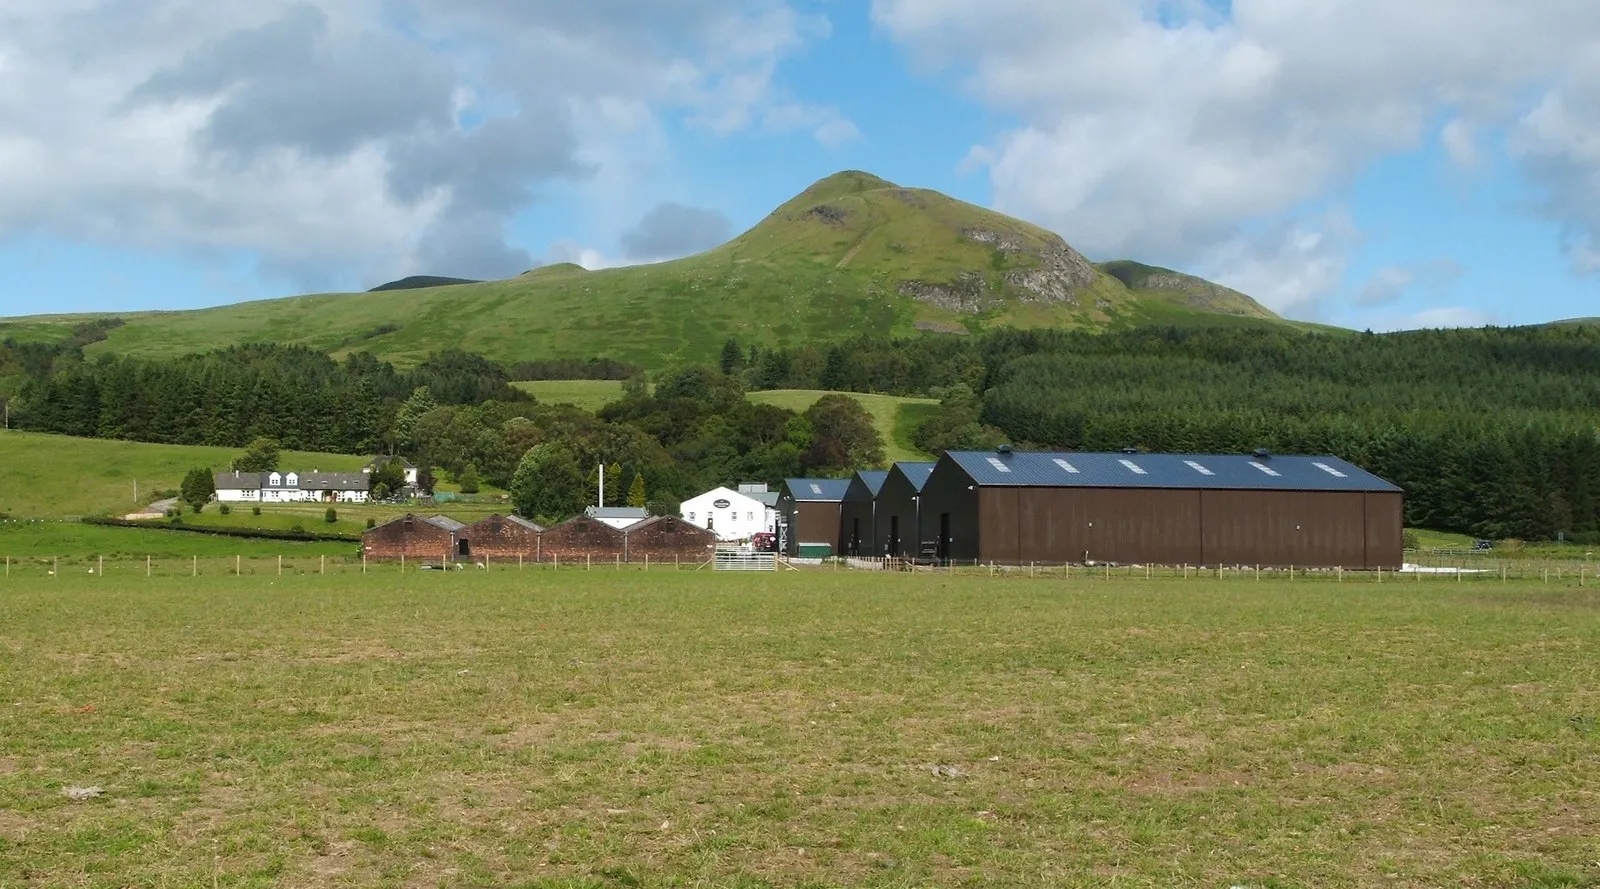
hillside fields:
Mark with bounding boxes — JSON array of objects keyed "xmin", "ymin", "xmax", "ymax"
[
  {"xmin": 1, "ymin": 172, "xmax": 1284, "ymax": 370},
  {"xmin": 516, "ymin": 381, "xmax": 937, "ymax": 464},
  {"xmin": 0, "ymin": 430, "xmax": 368, "ymax": 518}
]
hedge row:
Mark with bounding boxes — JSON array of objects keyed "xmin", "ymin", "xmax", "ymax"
[{"xmin": 81, "ymin": 516, "xmax": 360, "ymax": 543}]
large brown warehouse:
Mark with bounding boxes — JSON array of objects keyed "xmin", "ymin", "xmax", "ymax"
[{"xmin": 918, "ymin": 448, "xmax": 1403, "ymax": 569}]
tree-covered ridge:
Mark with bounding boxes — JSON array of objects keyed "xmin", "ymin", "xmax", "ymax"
[
  {"xmin": 14, "ymin": 344, "xmax": 528, "ymax": 453},
  {"xmin": 738, "ymin": 325, "xmax": 1600, "ymax": 542}
]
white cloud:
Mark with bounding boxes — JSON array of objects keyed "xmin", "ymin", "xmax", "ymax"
[
  {"xmin": 0, "ymin": 0, "xmax": 842, "ymax": 288},
  {"xmin": 872, "ymin": 0, "xmax": 1600, "ymax": 311},
  {"xmin": 1370, "ymin": 307, "xmax": 1496, "ymax": 332},
  {"xmin": 1203, "ymin": 209, "xmax": 1359, "ymax": 315}
]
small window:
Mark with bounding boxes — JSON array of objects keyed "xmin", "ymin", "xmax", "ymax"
[
  {"xmin": 689, "ymin": 512, "xmax": 696, "ymax": 521},
  {"xmin": 747, "ymin": 512, "xmax": 753, "ymax": 521}
]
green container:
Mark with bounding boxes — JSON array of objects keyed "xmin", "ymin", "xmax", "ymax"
[{"xmin": 797, "ymin": 543, "xmax": 833, "ymax": 559}]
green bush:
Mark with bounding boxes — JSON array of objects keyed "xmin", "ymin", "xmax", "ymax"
[
  {"xmin": 290, "ymin": 523, "xmax": 306, "ymax": 534},
  {"xmin": 252, "ymin": 506, "xmax": 262, "ymax": 516},
  {"xmin": 366, "ymin": 518, "xmax": 376, "ymax": 529},
  {"xmin": 1402, "ymin": 530, "xmax": 1420, "ymax": 551},
  {"xmin": 218, "ymin": 504, "xmax": 231, "ymax": 516},
  {"xmin": 324, "ymin": 508, "xmax": 338, "ymax": 524}
]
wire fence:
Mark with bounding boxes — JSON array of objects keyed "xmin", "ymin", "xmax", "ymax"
[{"xmin": 1, "ymin": 550, "xmax": 1596, "ymax": 586}]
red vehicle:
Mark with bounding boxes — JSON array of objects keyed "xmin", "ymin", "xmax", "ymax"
[{"xmin": 750, "ymin": 532, "xmax": 777, "ymax": 552}]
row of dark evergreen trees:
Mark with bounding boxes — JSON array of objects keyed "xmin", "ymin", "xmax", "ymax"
[{"xmin": 733, "ymin": 325, "xmax": 1600, "ymax": 542}]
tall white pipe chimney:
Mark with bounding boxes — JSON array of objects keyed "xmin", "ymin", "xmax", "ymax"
[{"xmin": 598, "ymin": 463, "xmax": 605, "ymax": 508}]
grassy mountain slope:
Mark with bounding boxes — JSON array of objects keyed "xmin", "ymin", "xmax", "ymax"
[
  {"xmin": 11, "ymin": 171, "xmax": 1286, "ymax": 369},
  {"xmin": 0, "ymin": 430, "xmax": 367, "ymax": 518}
]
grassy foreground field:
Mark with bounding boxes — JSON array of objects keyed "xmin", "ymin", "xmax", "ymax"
[{"xmin": 1, "ymin": 572, "xmax": 1595, "ymax": 888}]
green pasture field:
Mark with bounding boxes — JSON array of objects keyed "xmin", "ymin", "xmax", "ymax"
[
  {"xmin": 0, "ymin": 570, "xmax": 1595, "ymax": 888},
  {"xmin": 0, "ymin": 520, "xmax": 355, "ymax": 561},
  {"xmin": 513, "ymin": 379, "xmax": 627, "ymax": 412},
  {"xmin": 0, "ymin": 429, "xmax": 368, "ymax": 519},
  {"xmin": 180, "ymin": 499, "xmax": 512, "ymax": 538}
]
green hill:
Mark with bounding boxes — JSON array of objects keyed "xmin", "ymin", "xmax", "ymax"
[
  {"xmin": 6, "ymin": 171, "xmax": 1285, "ymax": 369},
  {"xmin": 0, "ymin": 430, "xmax": 367, "ymax": 518}
]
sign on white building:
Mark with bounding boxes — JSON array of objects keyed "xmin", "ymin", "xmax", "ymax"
[{"xmin": 681, "ymin": 486, "xmax": 776, "ymax": 541}]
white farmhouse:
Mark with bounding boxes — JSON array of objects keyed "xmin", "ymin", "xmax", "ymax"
[
  {"xmin": 214, "ymin": 469, "xmax": 373, "ymax": 504},
  {"xmin": 680, "ymin": 485, "xmax": 777, "ymax": 541}
]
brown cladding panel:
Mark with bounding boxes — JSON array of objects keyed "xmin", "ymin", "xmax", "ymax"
[
  {"xmin": 793, "ymin": 502, "xmax": 844, "ymax": 555},
  {"xmin": 1018, "ymin": 487, "xmax": 1089, "ymax": 564},
  {"xmin": 978, "ymin": 487, "xmax": 1021, "ymax": 565},
  {"xmin": 1363, "ymin": 492, "xmax": 1404, "ymax": 569},
  {"xmin": 1200, "ymin": 490, "xmax": 1366, "ymax": 568},
  {"xmin": 1088, "ymin": 489, "xmax": 1203, "ymax": 566}
]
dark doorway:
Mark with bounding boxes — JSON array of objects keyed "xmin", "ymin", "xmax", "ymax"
[
  {"xmin": 851, "ymin": 518, "xmax": 861, "ymax": 555},
  {"xmin": 889, "ymin": 516, "xmax": 900, "ymax": 556},
  {"xmin": 938, "ymin": 513, "xmax": 951, "ymax": 562},
  {"xmin": 457, "ymin": 539, "xmax": 471, "ymax": 557}
]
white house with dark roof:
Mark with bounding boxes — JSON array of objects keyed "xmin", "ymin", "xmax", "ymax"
[{"xmin": 214, "ymin": 469, "xmax": 373, "ymax": 504}]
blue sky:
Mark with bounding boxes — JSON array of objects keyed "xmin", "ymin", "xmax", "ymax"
[{"xmin": 0, "ymin": 1, "xmax": 1595, "ymax": 329}]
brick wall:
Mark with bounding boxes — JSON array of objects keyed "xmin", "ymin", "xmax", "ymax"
[
  {"xmin": 461, "ymin": 515, "xmax": 541, "ymax": 560},
  {"xmin": 625, "ymin": 517, "xmax": 717, "ymax": 564},
  {"xmin": 362, "ymin": 515, "xmax": 456, "ymax": 561},
  {"xmin": 538, "ymin": 516, "xmax": 626, "ymax": 564}
]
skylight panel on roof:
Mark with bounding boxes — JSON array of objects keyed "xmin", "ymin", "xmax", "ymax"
[
  {"xmin": 1052, "ymin": 458, "xmax": 1080, "ymax": 474},
  {"xmin": 986, "ymin": 457, "xmax": 1013, "ymax": 473},
  {"xmin": 1118, "ymin": 459, "xmax": 1147, "ymax": 475},
  {"xmin": 1313, "ymin": 461, "xmax": 1349, "ymax": 478},
  {"xmin": 1184, "ymin": 460, "xmax": 1214, "ymax": 476},
  {"xmin": 1250, "ymin": 461, "xmax": 1282, "ymax": 477},
  {"xmin": 809, "ymin": 483, "xmax": 822, "ymax": 495}
]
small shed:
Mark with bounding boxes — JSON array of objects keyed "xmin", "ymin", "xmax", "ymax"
[
  {"xmin": 540, "ymin": 514, "xmax": 627, "ymax": 563},
  {"xmin": 363, "ymin": 514, "xmax": 459, "ymax": 561},
  {"xmin": 839, "ymin": 470, "xmax": 889, "ymax": 557},
  {"xmin": 875, "ymin": 461, "xmax": 936, "ymax": 558},
  {"xmin": 624, "ymin": 515, "xmax": 718, "ymax": 564},
  {"xmin": 460, "ymin": 514, "xmax": 542, "ymax": 560},
  {"xmin": 777, "ymin": 478, "xmax": 851, "ymax": 557}
]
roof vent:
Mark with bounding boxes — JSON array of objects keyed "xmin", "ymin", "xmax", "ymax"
[
  {"xmin": 1254, "ymin": 448, "xmax": 1271, "ymax": 459},
  {"xmin": 997, "ymin": 444, "xmax": 1013, "ymax": 454},
  {"xmin": 1122, "ymin": 446, "xmax": 1139, "ymax": 455}
]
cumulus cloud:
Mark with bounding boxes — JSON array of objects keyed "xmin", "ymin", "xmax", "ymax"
[
  {"xmin": 1354, "ymin": 259, "xmax": 1462, "ymax": 308},
  {"xmin": 0, "ymin": 0, "xmax": 847, "ymax": 289},
  {"xmin": 872, "ymin": 0, "xmax": 1600, "ymax": 311},
  {"xmin": 620, "ymin": 203, "xmax": 734, "ymax": 260}
]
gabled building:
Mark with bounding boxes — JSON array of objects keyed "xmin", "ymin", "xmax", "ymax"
[
  {"xmin": 839, "ymin": 470, "xmax": 889, "ymax": 557},
  {"xmin": 680, "ymin": 486, "xmax": 776, "ymax": 541},
  {"xmin": 624, "ymin": 515, "xmax": 719, "ymax": 563},
  {"xmin": 777, "ymin": 478, "xmax": 851, "ymax": 557},
  {"xmin": 875, "ymin": 461, "xmax": 936, "ymax": 558},
  {"xmin": 460, "ymin": 514, "xmax": 542, "ymax": 559},
  {"xmin": 362, "ymin": 513, "xmax": 460, "ymax": 561},
  {"xmin": 918, "ymin": 448, "xmax": 1403, "ymax": 569},
  {"xmin": 214, "ymin": 469, "xmax": 372, "ymax": 504},
  {"xmin": 542, "ymin": 514, "xmax": 627, "ymax": 562}
]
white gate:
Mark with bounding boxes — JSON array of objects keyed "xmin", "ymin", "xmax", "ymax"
[{"xmin": 714, "ymin": 548, "xmax": 777, "ymax": 571}]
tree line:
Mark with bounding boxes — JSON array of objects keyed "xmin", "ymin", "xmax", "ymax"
[{"xmin": 731, "ymin": 325, "xmax": 1600, "ymax": 542}]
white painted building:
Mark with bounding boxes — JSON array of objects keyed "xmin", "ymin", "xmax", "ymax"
[
  {"xmin": 214, "ymin": 470, "xmax": 373, "ymax": 504},
  {"xmin": 681, "ymin": 486, "xmax": 778, "ymax": 541}
]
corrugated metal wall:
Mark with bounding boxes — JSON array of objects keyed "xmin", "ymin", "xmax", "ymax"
[
  {"xmin": 921, "ymin": 456, "xmax": 981, "ymax": 561},
  {"xmin": 839, "ymin": 490, "xmax": 877, "ymax": 557},
  {"xmin": 1363, "ymin": 492, "xmax": 1404, "ymax": 569},
  {"xmin": 793, "ymin": 503, "xmax": 844, "ymax": 555},
  {"xmin": 875, "ymin": 472, "xmax": 919, "ymax": 557}
]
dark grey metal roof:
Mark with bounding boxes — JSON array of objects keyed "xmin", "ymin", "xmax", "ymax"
[
  {"xmin": 783, "ymin": 478, "xmax": 852, "ymax": 502},
  {"xmin": 296, "ymin": 472, "xmax": 372, "ymax": 491},
  {"xmin": 748, "ymin": 491, "xmax": 780, "ymax": 507},
  {"xmin": 370, "ymin": 514, "xmax": 458, "ymax": 534},
  {"xmin": 857, "ymin": 470, "xmax": 889, "ymax": 496},
  {"xmin": 428, "ymin": 514, "xmax": 467, "ymax": 531},
  {"xmin": 942, "ymin": 450, "xmax": 1401, "ymax": 493},
  {"xmin": 891, "ymin": 461, "xmax": 936, "ymax": 492},
  {"xmin": 214, "ymin": 471, "xmax": 261, "ymax": 491}
]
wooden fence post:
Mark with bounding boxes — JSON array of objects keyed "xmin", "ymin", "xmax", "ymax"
[
  {"xmin": 54, "ymin": 557, "xmax": 58, "ymax": 578},
  {"xmin": 587, "ymin": 554, "xmax": 591, "ymax": 571},
  {"xmin": 321, "ymin": 555, "xmax": 326, "ymax": 575},
  {"xmin": 98, "ymin": 555, "xmax": 103, "ymax": 577},
  {"xmin": 235, "ymin": 555, "xmax": 241, "ymax": 576},
  {"xmin": 278, "ymin": 555, "xmax": 282, "ymax": 576},
  {"xmin": 192, "ymin": 556, "xmax": 197, "ymax": 577},
  {"xmin": 146, "ymin": 555, "xmax": 150, "ymax": 577}
]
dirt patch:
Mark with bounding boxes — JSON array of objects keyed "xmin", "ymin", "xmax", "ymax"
[{"xmin": 806, "ymin": 204, "xmax": 849, "ymax": 226}]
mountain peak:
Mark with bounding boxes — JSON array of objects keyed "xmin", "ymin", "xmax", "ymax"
[{"xmin": 796, "ymin": 170, "xmax": 898, "ymax": 202}]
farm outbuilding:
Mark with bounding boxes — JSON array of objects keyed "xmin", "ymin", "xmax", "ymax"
[
  {"xmin": 918, "ymin": 449, "xmax": 1403, "ymax": 570},
  {"xmin": 778, "ymin": 478, "xmax": 851, "ymax": 557},
  {"xmin": 624, "ymin": 516, "xmax": 719, "ymax": 564},
  {"xmin": 875, "ymin": 461, "xmax": 936, "ymax": 558},
  {"xmin": 539, "ymin": 515, "xmax": 627, "ymax": 564},
  {"xmin": 839, "ymin": 470, "xmax": 889, "ymax": 557},
  {"xmin": 460, "ymin": 514, "xmax": 543, "ymax": 560},
  {"xmin": 362, "ymin": 514, "xmax": 460, "ymax": 562}
]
